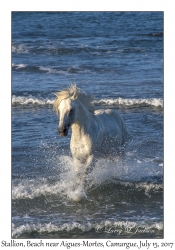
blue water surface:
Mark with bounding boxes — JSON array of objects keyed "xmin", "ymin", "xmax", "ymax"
[{"xmin": 12, "ymin": 12, "xmax": 163, "ymax": 239}]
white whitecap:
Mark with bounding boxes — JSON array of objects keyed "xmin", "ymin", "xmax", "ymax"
[
  {"xmin": 12, "ymin": 220, "xmax": 163, "ymax": 238},
  {"xmin": 95, "ymin": 97, "xmax": 163, "ymax": 108},
  {"xmin": 12, "ymin": 95, "xmax": 163, "ymax": 108}
]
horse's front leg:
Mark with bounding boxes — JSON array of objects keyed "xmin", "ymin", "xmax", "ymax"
[
  {"xmin": 116, "ymin": 146, "xmax": 126, "ymax": 166},
  {"xmin": 72, "ymin": 155, "xmax": 94, "ymax": 202},
  {"xmin": 73, "ymin": 155, "xmax": 94, "ymax": 186},
  {"xmin": 73, "ymin": 158, "xmax": 83, "ymax": 173},
  {"xmin": 81, "ymin": 154, "xmax": 94, "ymax": 185}
]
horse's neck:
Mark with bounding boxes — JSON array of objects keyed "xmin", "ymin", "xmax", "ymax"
[{"xmin": 71, "ymin": 101, "xmax": 93, "ymax": 141}]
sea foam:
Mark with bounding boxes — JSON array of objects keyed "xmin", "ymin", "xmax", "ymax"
[
  {"xmin": 95, "ymin": 97, "xmax": 163, "ymax": 108},
  {"xmin": 12, "ymin": 155, "xmax": 163, "ymax": 200},
  {"xmin": 12, "ymin": 95, "xmax": 163, "ymax": 108},
  {"xmin": 12, "ymin": 220, "xmax": 163, "ymax": 238}
]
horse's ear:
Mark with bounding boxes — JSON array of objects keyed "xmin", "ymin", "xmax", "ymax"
[{"xmin": 71, "ymin": 92, "xmax": 78, "ymax": 100}]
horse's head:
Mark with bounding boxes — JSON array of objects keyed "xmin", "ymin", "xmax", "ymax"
[
  {"xmin": 57, "ymin": 97, "xmax": 78, "ymax": 137},
  {"xmin": 54, "ymin": 84, "xmax": 94, "ymax": 137}
]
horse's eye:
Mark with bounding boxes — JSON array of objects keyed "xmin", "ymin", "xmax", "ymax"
[{"xmin": 70, "ymin": 108, "xmax": 74, "ymax": 113}]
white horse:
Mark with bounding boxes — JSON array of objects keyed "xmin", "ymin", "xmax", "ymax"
[{"xmin": 54, "ymin": 84, "xmax": 128, "ymax": 201}]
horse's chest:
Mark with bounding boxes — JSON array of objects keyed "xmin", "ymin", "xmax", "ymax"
[{"xmin": 70, "ymin": 136, "xmax": 92, "ymax": 160}]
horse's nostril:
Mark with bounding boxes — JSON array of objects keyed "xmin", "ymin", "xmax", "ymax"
[
  {"xmin": 58, "ymin": 126, "xmax": 68, "ymax": 136},
  {"xmin": 58, "ymin": 128, "xmax": 62, "ymax": 134},
  {"xmin": 58, "ymin": 128, "xmax": 66, "ymax": 133}
]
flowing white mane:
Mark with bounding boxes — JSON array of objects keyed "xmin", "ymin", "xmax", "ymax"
[{"xmin": 53, "ymin": 84, "xmax": 94, "ymax": 115}]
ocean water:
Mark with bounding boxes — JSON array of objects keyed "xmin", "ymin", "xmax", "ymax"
[{"xmin": 12, "ymin": 12, "xmax": 163, "ymax": 239}]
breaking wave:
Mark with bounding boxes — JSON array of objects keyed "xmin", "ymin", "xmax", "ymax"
[
  {"xmin": 12, "ymin": 95, "xmax": 54, "ymax": 106},
  {"xmin": 12, "ymin": 178, "xmax": 163, "ymax": 201},
  {"xmin": 12, "ymin": 154, "xmax": 163, "ymax": 201},
  {"xmin": 12, "ymin": 95, "xmax": 163, "ymax": 108},
  {"xmin": 12, "ymin": 154, "xmax": 163, "ymax": 238},
  {"xmin": 12, "ymin": 220, "xmax": 163, "ymax": 238},
  {"xmin": 95, "ymin": 97, "xmax": 163, "ymax": 108}
]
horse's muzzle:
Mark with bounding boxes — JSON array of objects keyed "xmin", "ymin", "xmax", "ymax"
[{"xmin": 58, "ymin": 127, "xmax": 68, "ymax": 137}]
